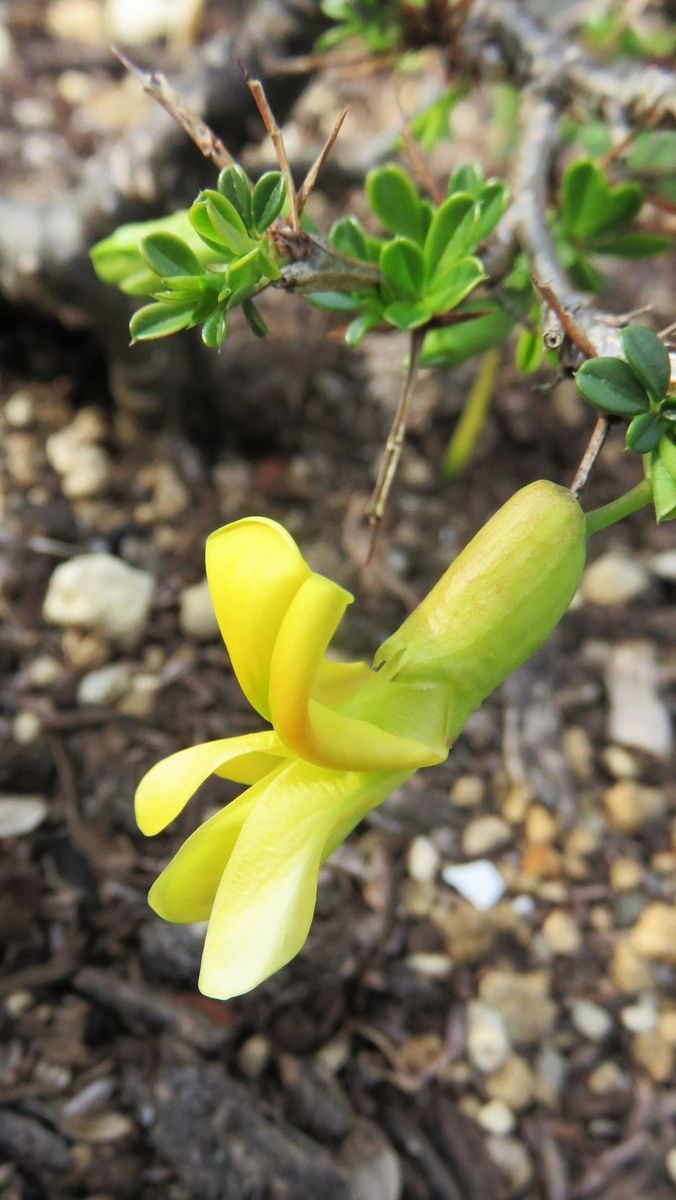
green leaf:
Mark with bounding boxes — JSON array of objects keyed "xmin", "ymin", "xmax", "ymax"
[
  {"xmin": 575, "ymin": 357, "xmax": 650, "ymax": 416},
  {"xmin": 421, "ymin": 301, "xmax": 515, "ymax": 368},
  {"xmin": 474, "ymin": 181, "xmax": 509, "ymax": 242},
  {"xmin": 130, "ymin": 300, "xmax": 198, "ymax": 341},
  {"xmin": 515, "ymin": 327, "xmax": 543, "ymax": 375},
  {"xmin": 252, "ymin": 172, "xmax": 286, "ymax": 233},
  {"xmin": 424, "ymin": 256, "xmax": 485, "ymax": 314},
  {"xmin": 189, "ymin": 200, "xmax": 238, "ymax": 255},
  {"xmin": 649, "ymin": 445, "xmax": 676, "ymax": 521},
  {"xmin": 306, "ymin": 292, "xmax": 361, "ymax": 312},
  {"xmin": 217, "ymin": 165, "xmax": 253, "ymax": 230},
  {"xmin": 139, "ymin": 232, "xmax": 203, "ymax": 279},
  {"xmin": 423, "ymin": 194, "xmax": 475, "ymax": 277},
  {"xmin": 621, "ymin": 325, "xmax": 671, "ymax": 401},
  {"xmin": 409, "ymin": 88, "xmax": 457, "ymax": 151},
  {"xmin": 658, "ymin": 433, "xmax": 676, "ymax": 481},
  {"xmin": 242, "ymin": 299, "xmax": 268, "ymax": 337},
  {"xmin": 345, "ymin": 309, "xmax": 381, "ymax": 346},
  {"xmin": 448, "ymin": 163, "xmax": 484, "ymax": 197},
  {"xmin": 203, "ymin": 191, "xmax": 257, "ymax": 255},
  {"xmin": 366, "ymin": 165, "xmax": 425, "ymax": 242},
  {"xmin": 591, "ymin": 232, "xmax": 671, "ymax": 258},
  {"xmin": 90, "ymin": 210, "xmax": 208, "ymax": 296},
  {"xmin": 201, "ymin": 309, "xmax": 227, "ymax": 349},
  {"xmin": 626, "ymin": 411, "xmax": 662, "ymax": 453},
  {"xmin": 561, "ymin": 159, "xmax": 643, "ymax": 240},
  {"xmin": 383, "ymin": 300, "xmax": 430, "ymax": 330},
  {"xmin": 380, "ymin": 237, "xmax": 425, "ymax": 299},
  {"xmin": 330, "ymin": 216, "xmax": 369, "ymax": 260}
]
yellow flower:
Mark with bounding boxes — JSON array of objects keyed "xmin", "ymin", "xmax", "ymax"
[{"xmin": 136, "ymin": 481, "xmax": 585, "ymax": 1000}]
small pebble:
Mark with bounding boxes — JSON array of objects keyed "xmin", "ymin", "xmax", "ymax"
[
  {"xmin": 667, "ymin": 1147, "xmax": 676, "ymax": 1186},
  {"xmin": 629, "ymin": 904, "xmax": 676, "ymax": 964},
  {"xmin": 657, "ymin": 1010, "xmax": 676, "ymax": 1045},
  {"xmin": 582, "ymin": 551, "xmax": 649, "ymax": 606},
  {"xmin": 649, "ymin": 549, "xmax": 676, "ymax": 582},
  {"xmin": 571, "ymin": 999, "xmax": 613, "ymax": 1042},
  {"xmin": 27, "ymin": 655, "xmax": 61, "ymax": 689},
  {"xmin": 610, "ymin": 939, "xmax": 654, "ymax": 994},
  {"xmin": 5, "ymin": 392, "xmax": 35, "ymax": 428},
  {"xmin": 525, "ymin": 805, "xmax": 559, "ymax": 845},
  {"xmin": 441, "ymin": 860, "xmax": 505, "ymax": 910},
  {"xmin": 462, "ymin": 815, "xmax": 511, "ymax": 857},
  {"xmin": 407, "ymin": 835, "xmax": 440, "ymax": 883},
  {"xmin": 609, "ymin": 858, "xmax": 642, "ymax": 891},
  {"xmin": 477, "ymin": 1100, "xmax": 515, "ymax": 1136},
  {"xmin": 486, "ymin": 1055, "xmax": 534, "ymax": 1111},
  {"xmin": 486, "ymin": 1136, "xmax": 533, "ymax": 1191},
  {"xmin": 601, "ymin": 744, "xmax": 638, "ymax": 779},
  {"xmin": 77, "ymin": 664, "xmax": 130, "ymax": 706},
  {"xmin": 588, "ymin": 1061, "xmax": 629, "ymax": 1095},
  {"xmin": 450, "ymin": 775, "xmax": 484, "ymax": 808},
  {"xmin": 479, "ymin": 970, "xmax": 557, "ymax": 1046},
  {"xmin": 406, "ymin": 953, "xmax": 453, "ymax": 979},
  {"xmin": 117, "ymin": 673, "xmax": 159, "ymax": 717},
  {"xmin": 605, "ymin": 641, "xmax": 672, "ymax": 761},
  {"xmin": 562, "ymin": 725, "xmax": 593, "ymax": 780},
  {"xmin": 620, "ymin": 994, "xmax": 656, "ymax": 1034},
  {"xmin": 604, "ymin": 780, "xmax": 665, "ymax": 833},
  {"xmin": 62, "ymin": 446, "xmax": 111, "ymax": 499},
  {"xmin": 44, "ymin": 554, "xmax": 154, "ymax": 648},
  {"xmin": 13, "ymin": 711, "xmax": 42, "ymax": 745},
  {"xmin": 534, "ymin": 1045, "xmax": 567, "ymax": 1106},
  {"xmin": 542, "ymin": 910, "xmax": 581, "ymax": 956},
  {"xmin": 179, "ymin": 578, "xmax": 219, "ymax": 642},
  {"xmin": 466, "ymin": 1002, "xmax": 511, "ymax": 1073},
  {"xmin": 631, "ymin": 1031, "xmax": 673, "ymax": 1083},
  {"xmin": 0, "ymin": 796, "xmax": 48, "ymax": 838},
  {"xmin": 237, "ymin": 1034, "xmax": 271, "ymax": 1079}
]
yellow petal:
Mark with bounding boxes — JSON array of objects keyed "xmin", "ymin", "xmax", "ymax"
[
  {"xmin": 269, "ymin": 575, "xmax": 445, "ymax": 771},
  {"xmin": 135, "ymin": 730, "xmax": 282, "ymax": 836},
  {"xmin": 199, "ymin": 761, "xmax": 409, "ymax": 999},
  {"xmin": 148, "ymin": 784, "xmax": 261, "ymax": 922},
  {"xmin": 205, "ymin": 517, "xmax": 310, "ymax": 719}
]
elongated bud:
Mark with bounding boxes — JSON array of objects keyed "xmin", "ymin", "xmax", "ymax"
[{"xmin": 375, "ymin": 481, "xmax": 586, "ymax": 739}]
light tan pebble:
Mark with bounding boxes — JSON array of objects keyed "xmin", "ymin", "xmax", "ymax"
[
  {"xmin": 631, "ymin": 1031, "xmax": 674, "ymax": 1083},
  {"xmin": 651, "ymin": 850, "xmax": 675, "ymax": 875},
  {"xmin": 117, "ymin": 674, "xmax": 159, "ymax": 717},
  {"xmin": 605, "ymin": 641, "xmax": 672, "ymax": 761},
  {"xmin": 466, "ymin": 1002, "xmax": 511, "ymax": 1073},
  {"xmin": 56, "ymin": 69, "xmax": 92, "ymax": 104},
  {"xmin": 400, "ymin": 879, "xmax": 434, "ymax": 918},
  {"xmin": 0, "ymin": 25, "xmax": 14, "ymax": 73},
  {"xmin": 477, "ymin": 1100, "xmax": 515, "ymax": 1136},
  {"xmin": 536, "ymin": 881, "xmax": 567, "ymax": 904},
  {"xmin": 7, "ymin": 433, "xmax": 41, "ymax": 487},
  {"xmin": 462, "ymin": 815, "xmax": 511, "ymax": 857},
  {"xmin": 609, "ymin": 858, "xmax": 643, "ymax": 891},
  {"xmin": 27, "ymin": 655, "xmax": 61, "ymax": 689},
  {"xmin": 4, "ymin": 991, "xmax": 33, "ymax": 1018},
  {"xmin": 525, "ymin": 805, "xmax": 559, "ymax": 845},
  {"xmin": 620, "ymin": 995, "xmax": 656, "ymax": 1034},
  {"xmin": 588, "ymin": 1061, "xmax": 629, "ymax": 1095},
  {"xmin": 589, "ymin": 905, "xmax": 612, "ymax": 933},
  {"xmin": 46, "ymin": 0, "xmax": 105, "ymax": 42},
  {"xmin": 565, "ymin": 825, "xmax": 599, "ymax": 858},
  {"xmin": 582, "ymin": 551, "xmax": 649, "ymax": 606},
  {"xmin": 629, "ymin": 904, "xmax": 676, "ymax": 964},
  {"xmin": 12, "ymin": 711, "xmax": 42, "ymax": 745},
  {"xmin": 479, "ymin": 970, "xmax": 556, "ymax": 1046},
  {"xmin": 405, "ymin": 953, "xmax": 453, "ymax": 979},
  {"xmin": 604, "ymin": 780, "xmax": 665, "ymax": 833},
  {"xmin": 407, "ymin": 835, "xmax": 440, "ymax": 883},
  {"xmin": 450, "ymin": 775, "xmax": 485, "ymax": 808},
  {"xmin": 5, "ymin": 392, "xmax": 35, "ymax": 428},
  {"xmin": 667, "ymin": 1147, "xmax": 676, "ymax": 1187},
  {"xmin": 178, "ymin": 578, "xmax": 219, "ymax": 642},
  {"xmin": 457, "ymin": 1095, "xmax": 481, "ymax": 1119},
  {"xmin": 657, "ymin": 1010, "xmax": 676, "ymax": 1045},
  {"xmin": 610, "ymin": 939, "xmax": 654, "ymax": 994},
  {"xmin": 601, "ymin": 745, "xmax": 639, "ymax": 779},
  {"xmin": 77, "ymin": 664, "xmax": 130, "ymax": 706},
  {"xmin": 62, "ymin": 629, "xmax": 110, "ymax": 670},
  {"xmin": 486, "ymin": 1055, "xmax": 535, "ymax": 1111},
  {"xmin": 237, "ymin": 1034, "xmax": 271, "ymax": 1079},
  {"xmin": 542, "ymin": 910, "xmax": 582, "ymax": 956},
  {"xmin": 316, "ymin": 1033, "xmax": 351, "ymax": 1074},
  {"xmin": 44, "ymin": 554, "xmax": 154, "ymax": 649},
  {"xmin": 501, "ymin": 783, "xmax": 532, "ymax": 824},
  {"xmin": 148, "ymin": 463, "xmax": 189, "ymax": 520},
  {"xmin": 534, "ymin": 1046, "xmax": 567, "ymax": 1107},
  {"xmin": 104, "ymin": 0, "xmax": 202, "ymax": 44},
  {"xmin": 520, "ymin": 844, "xmax": 563, "ymax": 879},
  {"xmin": 562, "ymin": 726, "xmax": 594, "ymax": 781},
  {"xmin": 571, "ymin": 999, "xmax": 613, "ymax": 1042},
  {"xmin": 486, "ymin": 1136, "xmax": 533, "ymax": 1192},
  {"xmin": 62, "ymin": 446, "xmax": 111, "ymax": 498}
]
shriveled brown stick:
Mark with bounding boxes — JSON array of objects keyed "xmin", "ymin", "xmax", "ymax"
[
  {"xmin": 570, "ymin": 414, "xmax": 611, "ymax": 498},
  {"xmin": 111, "ymin": 45, "xmax": 234, "ymax": 169},
  {"xmin": 367, "ymin": 329, "xmax": 425, "ymax": 557},
  {"xmin": 296, "ymin": 107, "xmax": 348, "ymax": 215},
  {"xmin": 238, "ymin": 60, "xmax": 299, "ymax": 229}
]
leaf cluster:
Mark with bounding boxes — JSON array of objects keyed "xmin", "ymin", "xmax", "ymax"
[
  {"xmin": 318, "ymin": 0, "xmax": 407, "ymax": 53},
  {"xmin": 576, "ymin": 325, "xmax": 676, "ymax": 521},
  {"xmin": 554, "ymin": 158, "xmax": 670, "ymax": 292}
]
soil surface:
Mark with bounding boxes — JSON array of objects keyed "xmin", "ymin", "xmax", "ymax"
[{"xmin": 1, "ymin": 4, "xmax": 675, "ymax": 1199}]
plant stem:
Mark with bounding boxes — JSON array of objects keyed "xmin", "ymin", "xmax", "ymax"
[
  {"xmin": 585, "ymin": 479, "xmax": 652, "ymax": 536},
  {"xmin": 443, "ymin": 347, "xmax": 500, "ymax": 478},
  {"xmin": 571, "ymin": 415, "xmax": 610, "ymax": 498}
]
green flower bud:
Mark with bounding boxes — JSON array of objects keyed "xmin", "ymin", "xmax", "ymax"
[{"xmin": 375, "ymin": 481, "xmax": 586, "ymax": 738}]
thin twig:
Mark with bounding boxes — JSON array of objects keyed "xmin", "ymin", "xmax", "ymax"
[
  {"xmin": 238, "ymin": 60, "xmax": 299, "ymax": 229},
  {"xmin": 532, "ymin": 275, "xmax": 597, "ymax": 359},
  {"xmin": 111, "ymin": 45, "xmax": 234, "ymax": 169},
  {"xmin": 366, "ymin": 329, "xmax": 425, "ymax": 559},
  {"xmin": 296, "ymin": 108, "xmax": 348, "ymax": 215},
  {"xmin": 570, "ymin": 414, "xmax": 611, "ymax": 498}
]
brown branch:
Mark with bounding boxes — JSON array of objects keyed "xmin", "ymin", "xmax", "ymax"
[
  {"xmin": 238, "ymin": 61, "xmax": 299, "ymax": 230},
  {"xmin": 111, "ymin": 45, "xmax": 234, "ymax": 170},
  {"xmin": 296, "ymin": 107, "xmax": 348, "ymax": 215},
  {"xmin": 570, "ymin": 415, "xmax": 611, "ymax": 498}
]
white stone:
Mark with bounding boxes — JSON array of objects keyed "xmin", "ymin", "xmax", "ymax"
[
  {"xmin": 77, "ymin": 664, "xmax": 131, "ymax": 706},
  {"xmin": 407, "ymin": 836, "xmax": 440, "ymax": 883},
  {"xmin": 62, "ymin": 445, "xmax": 111, "ymax": 499},
  {"xmin": 649, "ymin": 549, "xmax": 676, "ymax": 582},
  {"xmin": 582, "ymin": 551, "xmax": 649, "ymax": 606},
  {"xmin": 620, "ymin": 994, "xmax": 657, "ymax": 1034},
  {"xmin": 442, "ymin": 860, "xmax": 505, "ymax": 911},
  {"xmin": 27, "ymin": 655, "xmax": 61, "ymax": 688},
  {"xmin": 604, "ymin": 642, "xmax": 672, "ymax": 761},
  {"xmin": 467, "ymin": 1002, "xmax": 511, "ymax": 1073},
  {"xmin": 178, "ymin": 578, "xmax": 219, "ymax": 641},
  {"xmin": 571, "ymin": 999, "xmax": 613, "ymax": 1042},
  {"xmin": 0, "ymin": 796, "xmax": 48, "ymax": 838},
  {"xmin": 104, "ymin": 0, "xmax": 203, "ymax": 44},
  {"xmin": 5, "ymin": 391, "xmax": 34, "ymax": 428},
  {"xmin": 13, "ymin": 711, "xmax": 41, "ymax": 744},
  {"xmin": 44, "ymin": 554, "xmax": 154, "ymax": 648},
  {"xmin": 477, "ymin": 1100, "xmax": 515, "ymax": 1136},
  {"xmin": 666, "ymin": 1146, "xmax": 676, "ymax": 1185}
]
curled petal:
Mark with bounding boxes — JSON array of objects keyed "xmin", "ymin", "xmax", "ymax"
[
  {"xmin": 135, "ymin": 730, "xmax": 283, "ymax": 835},
  {"xmin": 205, "ymin": 517, "xmax": 310, "ymax": 720},
  {"xmin": 199, "ymin": 760, "xmax": 409, "ymax": 1000},
  {"xmin": 269, "ymin": 575, "xmax": 445, "ymax": 771}
]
